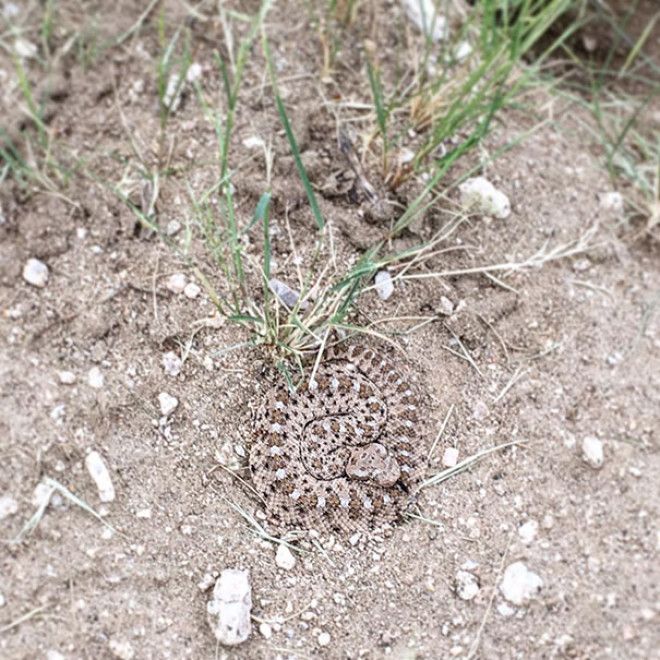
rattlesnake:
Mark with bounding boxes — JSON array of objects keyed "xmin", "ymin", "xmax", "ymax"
[{"xmin": 249, "ymin": 344, "xmax": 426, "ymax": 534}]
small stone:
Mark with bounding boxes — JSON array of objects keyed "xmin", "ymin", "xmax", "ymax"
[
  {"xmin": 374, "ymin": 270, "xmax": 394, "ymax": 301},
  {"xmin": 499, "ymin": 562, "xmax": 543, "ymax": 605},
  {"xmin": 243, "ymin": 136, "xmax": 265, "ymax": 150},
  {"xmin": 269, "ymin": 278, "xmax": 307, "ymax": 310},
  {"xmin": 402, "ymin": 0, "xmax": 447, "ymax": 41},
  {"xmin": 275, "ymin": 544, "xmax": 297, "ymax": 571},
  {"xmin": 572, "ymin": 257, "xmax": 591, "ymax": 272},
  {"xmin": 318, "ymin": 632, "xmax": 331, "ymax": 647},
  {"xmin": 32, "ymin": 482, "xmax": 54, "ymax": 508},
  {"xmin": 166, "ymin": 272, "xmax": 187, "ymax": 294},
  {"xmin": 582, "ymin": 436, "xmax": 604, "ymax": 469},
  {"xmin": 136, "ymin": 508, "xmax": 152, "ymax": 519},
  {"xmin": 158, "ymin": 392, "xmax": 178, "ymax": 416},
  {"xmin": 184, "ymin": 282, "xmax": 201, "ymax": 299},
  {"xmin": 259, "ymin": 622, "xmax": 272, "ymax": 639},
  {"xmin": 497, "ymin": 601, "xmax": 515, "ymax": 617},
  {"xmin": 58, "ymin": 370, "xmax": 76, "ymax": 385},
  {"xmin": 166, "ymin": 220, "xmax": 182, "ymax": 236},
  {"xmin": 87, "ymin": 367, "xmax": 104, "ymax": 389},
  {"xmin": 207, "ymin": 569, "xmax": 252, "ymax": 646},
  {"xmin": 442, "ymin": 447, "xmax": 459, "ymax": 468},
  {"xmin": 0, "ymin": 495, "xmax": 18, "ymax": 520},
  {"xmin": 162, "ymin": 351, "xmax": 182, "ymax": 377},
  {"xmin": 459, "ymin": 177, "xmax": 511, "ymax": 219},
  {"xmin": 472, "ymin": 400, "xmax": 489, "ymax": 421},
  {"xmin": 46, "ymin": 651, "xmax": 65, "ymax": 660},
  {"xmin": 455, "ymin": 570, "xmax": 480, "ymax": 600},
  {"xmin": 437, "ymin": 296, "xmax": 454, "ymax": 316},
  {"xmin": 599, "ymin": 191, "xmax": 624, "ymax": 214},
  {"xmin": 518, "ymin": 520, "xmax": 539, "ymax": 545},
  {"xmin": 22, "ymin": 258, "xmax": 49, "ymax": 287},
  {"xmin": 14, "ymin": 37, "xmax": 38, "ymax": 58},
  {"xmin": 198, "ymin": 573, "xmax": 216, "ymax": 591},
  {"xmin": 108, "ymin": 638, "xmax": 134, "ymax": 660},
  {"xmin": 85, "ymin": 451, "xmax": 116, "ymax": 503},
  {"xmin": 541, "ymin": 514, "xmax": 554, "ymax": 529}
]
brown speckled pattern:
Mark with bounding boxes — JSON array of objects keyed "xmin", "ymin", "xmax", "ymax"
[{"xmin": 250, "ymin": 345, "xmax": 425, "ymax": 534}]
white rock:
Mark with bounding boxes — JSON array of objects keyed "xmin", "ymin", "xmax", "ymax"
[
  {"xmin": 454, "ymin": 41, "xmax": 472, "ymax": 61},
  {"xmin": 85, "ymin": 451, "xmax": 116, "ymax": 503},
  {"xmin": 0, "ymin": 494, "xmax": 18, "ymax": 520},
  {"xmin": 497, "ymin": 601, "xmax": 515, "ymax": 617},
  {"xmin": 207, "ymin": 569, "xmax": 252, "ymax": 646},
  {"xmin": 318, "ymin": 632, "xmax": 331, "ymax": 647},
  {"xmin": 158, "ymin": 392, "xmax": 179, "ymax": 416},
  {"xmin": 374, "ymin": 270, "xmax": 394, "ymax": 301},
  {"xmin": 58, "ymin": 370, "xmax": 76, "ymax": 385},
  {"xmin": 582, "ymin": 436, "xmax": 604, "ymax": 469},
  {"xmin": 166, "ymin": 272, "xmax": 187, "ymax": 294},
  {"xmin": 459, "ymin": 177, "xmax": 511, "ymax": 219},
  {"xmin": 243, "ymin": 136, "xmax": 265, "ymax": 150},
  {"xmin": 184, "ymin": 282, "xmax": 201, "ymax": 299},
  {"xmin": 3, "ymin": 3, "xmax": 21, "ymax": 18},
  {"xmin": 32, "ymin": 482, "xmax": 54, "ymax": 508},
  {"xmin": 259, "ymin": 622, "xmax": 273, "ymax": 639},
  {"xmin": 108, "ymin": 638, "xmax": 134, "ymax": 660},
  {"xmin": 22, "ymin": 258, "xmax": 49, "ymax": 287},
  {"xmin": 14, "ymin": 37, "xmax": 37, "ymax": 58},
  {"xmin": 437, "ymin": 296, "xmax": 454, "ymax": 316},
  {"xmin": 275, "ymin": 544, "xmax": 296, "ymax": 571},
  {"xmin": 46, "ymin": 651, "xmax": 65, "ymax": 660},
  {"xmin": 0, "ymin": 592, "xmax": 5, "ymax": 608},
  {"xmin": 162, "ymin": 351, "xmax": 182, "ymax": 377},
  {"xmin": 401, "ymin": 0, "xmax": 447, "ymax": 42},
  {"xmin": 166, "ymin": 219, "xmax": 182, "ymax": 236},
  {"xmin": 518, "ymin": 520, "xmax": 539, "ymax": 545},
  {"xmin": 455, "ymin": 570, "xmax": 480, "ymax": 600},
  {"xmin": 599, "ymin": 191, "xmax": 624, "ymax": 213},
  {"xmin": 87, "ymin": 366, "xmax": 104, "ymax": 389},
  {"xmin": 198, "ymin": 573, "xmax": 216, "ymax": 592},
  {"xmin": 269, "ymin": 278, "xmax": 307, "ymax": 310},
  {"xmin": 187, "ymin": 62, "xmax": 203, "ymax": 83},
  {"xmin": 499, "ymin": 562, "xmax": 543, "ymax": 605},
  {"xmin": 442, "ymin": 447, "xmax": 459, "ymax": 468}
]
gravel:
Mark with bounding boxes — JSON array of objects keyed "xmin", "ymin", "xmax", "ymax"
[
  {"xmin": 442, "ymin": 447, "xmax": 459, "ymax": 468},
  {"xmin": 459, "ymin": 176, "xmax": 511, "ymax": 219},
  {"xmin": 499, "ymin": 562, "xmax": 543, "ymax": 605},
  {"xmin": 85, "ymin": 451, "xmax": 116, "ymax": 503},
  {"xmin": 518, "ymin": 520, "xmax": 539, "ymax": 545},
  {"xmin": 582, "ymin": 436, "xmax": 604, "ymax": 469},
  {"xmin": 87, "ymin": 366, "xmax": 104, "ymax": 389},
  {"xmin": 22, "ymin": 258, "xmax": 49, "ymax": 287},
  {"xmin": 158, "ymin": 392, "xmax": 179, "ymax": 416},
  {"xmin": 207, "ymin": 569, "xmax": 252, "ymax": 646},
  {"xmin": 455, "ymin": 570, "xmax": 480, "ymax": 600},
  {"xmin": 166, "ymin": 272, "xmax": 187, "ymax": 294},
  {"xmin": 275, "ymin": 544, "xmax": 297, "ymax": 570}
]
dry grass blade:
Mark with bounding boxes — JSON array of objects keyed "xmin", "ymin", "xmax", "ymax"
[{"xmin": 420, "ymin": 440, "xmax": 526, "ymax": 490}]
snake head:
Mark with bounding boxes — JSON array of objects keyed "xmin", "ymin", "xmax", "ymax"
[{"xmin": 345, "ymin": 442, "xmax": 401, "ymax": 488}]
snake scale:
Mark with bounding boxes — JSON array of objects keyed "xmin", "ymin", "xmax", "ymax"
[{"xmin": 250, "ymin": 345, "xmax": 426, "ymax": 534}]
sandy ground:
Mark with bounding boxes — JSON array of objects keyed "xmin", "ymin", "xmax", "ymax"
[{"xmin": 1, "ymin": 1, "xmax": 658, "ymax": 658}]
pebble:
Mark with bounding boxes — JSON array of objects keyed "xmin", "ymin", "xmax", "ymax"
[
  {"xmin": 374, "ymin": 270, "xmax": 394, "ymax": 301},
  {"xmin": 582, "ymin": 436, "xmax": 604, "ymax": 469},
  {"xmin": 269, "ymin": 278, "xmax": 307, "ymax": 310},
  {"xmin": 166, "ymin": 272, "xmax": 187, "ymax": 294},
  {"xmin": 518, "ymin": 520, "xmax": 539, "ymax": 545},
  {"xmin": 442, "ymin": 447, "xmax": 459, "ymax": 468},
  {"xmin": 32, "ymin": 482, "xmax": 54, "ymax": 508},
  {"xmin": 459, "ymin": 177, "xmax": 511, "ymax": 219},
  {"xmin": 158, "ymin": 392, "xmax": 179, "ymax": 416},
  {"xmin": 0, "ymin": 494, "xmax": 18, "ymax": 520},
  {"xmin": 275, "ymin": 544, "xmax": 297, "ymax": 570},
  {"xmin": 162, "ymin": 351, "xmax": 182, "ymax": 377},
  {"xmin": 402, "ymin": 0, "xmax": 447, "ymax": 41},
  {"xmin": 85, "ymin": 451, "xmax": 116, "ymax": 503},
  {"xmin": 166, "ymin": 220, "xmax": 182, "ymax": 236},
  {"xmin": 198, "ymin": 573, "xmax": 216, "ymax": 592},
  {"xmin": 437, "ymin": 296, "xmax": 454, "ymax": 316},
  {"xmin": 108, "ymin": 638, "xmax": 134, "ymax": 660},
  {"xmin": 22, "ymin": 258, "xmax": 49, "ymax": 287},
  {"xmin": 318, "ymin": 632, "xmax": 331, "ymax": 647},
  {"xmin": 455, "ymin": 570, "xmax": 480, "ymax": 600},
  {"xmin": 46, "ymin": 652, "xmax": 65, "ymax": 660},
  {"xmin": 499, "ymin": 562, "xmax": 543, "ymax": 605},
  {"xmin": 58, "ymin": 370, "xmax": 76, "ymax": 385},
  {"xmin": 599, "ymin": 191, "xmax": 624, "ymax": 214},
  {"xmin": 0, "ymin": 592, "xmax": 5, "ymax": 608},
  {"xmin": 87, "ymin": 367, "xmax": 104, "ymax": 389},
  {"xmin": 184, "ymin": 282, "xmax": 201, "ymax": 299},
  {"xmin": 14, "ymin": 37, "xmax": 37, "ymax": 58},
  {"xmin": 207, "ymin": 569, "xmax": 252, "ymax": 646},
  {"xmin": 259, "ymin": 622, "xmax": 273, "ymax": 639}
]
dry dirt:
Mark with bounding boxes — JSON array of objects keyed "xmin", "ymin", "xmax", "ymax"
[{"xmin": 1, "ymin": 1, "xmax": 659, "ymax": 659}]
